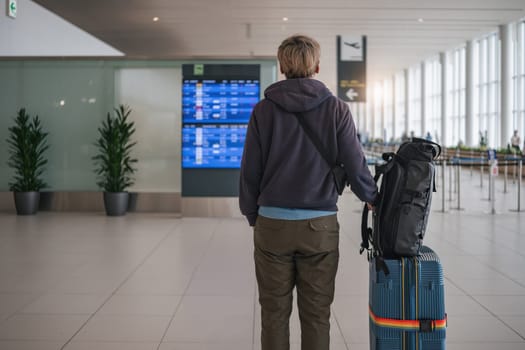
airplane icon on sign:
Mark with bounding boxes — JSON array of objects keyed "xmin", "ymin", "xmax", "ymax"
[{"xmin": 344, "ymin": 41, "xmax": 360, "ymax": 49}]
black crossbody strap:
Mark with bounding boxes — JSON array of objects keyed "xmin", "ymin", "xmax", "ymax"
[{"xmin": 293, "ymin": 112, "xmax": 335, "ymax": 168}]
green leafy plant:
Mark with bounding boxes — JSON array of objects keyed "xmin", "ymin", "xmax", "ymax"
[
  {"xmin": 93, "ymin": 105, "xmax": 138, "ymax": 192},
  {"xmin": 6, "ymin": 108, "xmax": 49, "ymax": 192}
]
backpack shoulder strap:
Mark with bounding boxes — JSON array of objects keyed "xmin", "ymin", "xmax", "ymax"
[
  {"xmin": 293, "ymin": 112, "xmax": 335, "ymax": 168},
  {"xmin": 360, "ymin": 153, "xmax": 396, "ymax": 257}
]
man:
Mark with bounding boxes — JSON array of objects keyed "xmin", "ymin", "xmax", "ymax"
[
  {"xmin": 511, "ymin": 130, "xmax": 521, "ymax": 153},
  {"xmin": 239, "ymin": 35, "xmax": 377, "ymax": 350}
]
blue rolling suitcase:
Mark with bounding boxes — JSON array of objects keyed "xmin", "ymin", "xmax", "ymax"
[{"xmin": 369, "ymin": 246, "xmax": 447, "ymax": 350}]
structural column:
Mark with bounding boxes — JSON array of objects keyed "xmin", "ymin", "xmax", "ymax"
[
  {"xmin": 381, "ymin": 82, "xmax": 386, "ymax": 143},
  {"xmin": 404, "ymin": 68, "xmax": 410, "ymax": 137},
  {"xmin": 369, "ymin": 88, "xmax": 375, "ymax": 139},
  {"xmin": 500, "ymin": 23, "xmax": 513, "ymax": 148},
  {"xmin": 440, "ymin": 52, "xmax": 448, "ymax": 146},
  {"xmin": 421, "ymin": 61, "xmax": 427, "ymax": 137},
  {"xmin": 361, "ymin": 102, "xmax": 367, "ymax": 139},
  {"xmin": 465, "ymin": 40, "xmax": 475, "ymax": 147},
  {"xmin": 392, "ymin": 74, "xmax": 397, "ymax": 140}
]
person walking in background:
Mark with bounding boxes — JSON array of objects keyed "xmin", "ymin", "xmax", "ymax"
[
  {"xmin": 239, "ymin": 34, "xmax": 377, "ymax": 350},
  {"xmin": 511, "ymin": 130, "xmax": 521, "ymax": 154}
]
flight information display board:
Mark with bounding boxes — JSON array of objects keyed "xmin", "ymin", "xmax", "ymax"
[
  {"xmin": 182, "ymin": 80, "xmax": 259, "ymax": 124},
  {"xmin": 181, "ymin": 64, "xmax": 260, "ymax": 169},
  {"xmin": 182, "ymin": 124, "xmax": 247, "ymax": 168}
]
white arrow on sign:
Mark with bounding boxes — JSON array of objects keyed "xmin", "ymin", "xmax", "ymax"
[{"xmin": 346, "ymin": 88, "xmax": 358, "ymax": 101}]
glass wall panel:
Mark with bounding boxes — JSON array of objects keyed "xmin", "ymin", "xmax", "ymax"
[
  {"xmin": 1, "ymin": 62, "xmax": 113, "ymax": 191},
  {"xmin": 349, "ymin": 102, "xmax": 367, "ymax": 142},
  {"xmin": 474, "ymin": 33, "xmax": 500, "ymax": 148},
  {"xmin": 513, "ymin": 21, "xmax": 525, "ymax": 145},
  {"xmin": 446, "ymin": 47, "xmax": 466, "ymax": 147},
  {"xmin": 394, "ymin": 72, "xmax": 406, "ymax": 140},
  {"xmin": 408, "ymin": 65, "xmax": 422, "ymax": 137},
  {"xmin": 373, "ymin": 82, "xmax": 383, "ymax": 140},
  {"xmin": 114, "ymin": 68, "xmax": 181, "ymax": 192},
  {"xmin": 383, "ymin": 79, "xmax": 394, "ymax": 143},
  {"xmin": 0, "ymin": 60, "xmax": 277, "ymax": 192},
  {"xmin": 425, "ymin": 58, "xmax": 441, "ymax": 143}
]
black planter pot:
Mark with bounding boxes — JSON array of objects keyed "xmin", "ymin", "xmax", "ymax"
[
  {"xmin": 103, "ymin": 192, "xmax": 129, "ymax": 216},
  {"xmin": 14, "ymin": 191, "xmax": 40, "ymax": 215}
]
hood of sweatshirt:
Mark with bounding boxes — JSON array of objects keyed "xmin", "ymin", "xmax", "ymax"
[{"xmin": 264, "ymin": 78, "xmax": 332, "ymax": 113}]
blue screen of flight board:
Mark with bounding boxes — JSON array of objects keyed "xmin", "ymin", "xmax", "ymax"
[
  {"xmin": 182, "ymin": 79, "xmax": 259, "ymax": 124},
  {"xmin": 182, "ymin": 124, "xmax": 247, "ymax": 168}
]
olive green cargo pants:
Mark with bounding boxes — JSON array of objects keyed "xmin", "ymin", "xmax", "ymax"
[{"xmin": 254, "ymin": 214, "xmax": 340, "ymax": 350}]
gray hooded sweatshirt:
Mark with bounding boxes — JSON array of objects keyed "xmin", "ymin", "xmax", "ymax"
[{"xmin": 239, "ymin": 78, "xmax": 377, "ymax": 226}]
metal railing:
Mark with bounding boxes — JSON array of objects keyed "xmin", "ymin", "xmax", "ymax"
[{"xmin": 363, "ymin": 148, "xmax": 523, "ymax": 214}]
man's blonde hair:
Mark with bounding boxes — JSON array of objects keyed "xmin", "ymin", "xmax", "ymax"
[{"xmin": 277, "ymin": 35, "xmax": 320, "ymax": 79}]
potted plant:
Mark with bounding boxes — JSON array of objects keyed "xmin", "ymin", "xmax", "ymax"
[
  {"xmin": 6, "ymin": 108, "xmax": 49, "ymax": 215},
  {"xmin": 93, "ymin": 105, "xmax": 138, "ymax": 216}
]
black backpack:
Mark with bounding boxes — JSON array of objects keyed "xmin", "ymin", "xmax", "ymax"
[{"xmin": 360, "ymin": 138, "xmax": 441, "ymax": 265}]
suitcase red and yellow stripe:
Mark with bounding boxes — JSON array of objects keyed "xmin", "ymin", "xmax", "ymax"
[{"xmin": 369, "ymin": 246, "xmax": 447, "ymax": 350}]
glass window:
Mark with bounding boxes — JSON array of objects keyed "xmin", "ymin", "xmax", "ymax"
[
  {"xmin": 475, "ymin": 32, "xmax": 500, "ymax": 148},
  {"xmin": 425, "ymin": 57, "xmax": 441, "ymax": 143},
  {"xmin": 409, "ymin": 65, "xmax": 422, "ymax": 138},
  {"xmin": 446, "ymin": 47, "xmax": 466, "ymax": 147},
  {"xmin": 394, "ymin": 72, "xmax": 406, "ymax": 140},
  {"xmin": 513, "ymin": 21, "xmax": 525, "ymax": 146},
  {"xmin": 373, "ymin": 82, "xmax": 383, "ymax": 141},
  {"xmin": 349, "ymin": 102, "xmax": 366, "ymax": 141},
  {"xmin": 383, "ymin": 79, "xmax": 394, "ymax": 143}
]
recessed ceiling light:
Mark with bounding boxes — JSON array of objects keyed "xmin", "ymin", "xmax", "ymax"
[
  {"xmin": 282, "ymin": 17, "xmax": 289, "ymax": 22},
  {"xmin": 59, "ymin": 100, "xmax": 65, "ymax": 106},
  {"xmin": 153, "ymin": 17, "xmax": 159, "ymax": 22},
  {"xmin": 418, "ymin": 18, "xmax": 424, "ymax": 23}
]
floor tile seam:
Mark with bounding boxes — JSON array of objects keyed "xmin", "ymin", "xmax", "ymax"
[
  {"xmin": 440, "ymin": 254, "xmax": 525, "ymax": 288},
  {"xmin": 65, "ymin": 340, "xmax": 162, "ymax": 346},
  {"xmin": 156, "ymin": 219, "xmax": 223, "ymax": 350},
  {"xmin": 488, "ymin": 224, "xmax": 525, "ymax": 251},
  {"xmin": 470, "ymin": 294, "xmax": 525, "ymax": 317},
  {"xmin": 469, "ymin": 258, "xmax": 525, "ymax": 289},
  {"xmin": 18, "ymin": 310, "xmax": 180, "ymax": 317},
  {"xmin": 454, "ymin": 220, "xmax": 525, "ymax": 256},
  {"xmin": 445, "ymin": 274, "xmax": 525, "ymax": 290},
  {"xmin": 175, "ymin": 293, "xmax": 254, "ymax": 298},
  {"xmin": 57, "ymin": 227, "xmax": 176, "ymax": 350},
  {"xmin": 446, "ymin": 341, "xmax": 525, "ymax": 345},
  {"xmin": 2, "ymin": 292, "xmax": 48, "ymax": 323},
  {"xmin": 331, "ymin": 308, "xmax": 351, "ymax": 350},
  {"xmin": 0, "ymin": 336, "xmax": 74, "ymax": 342},
  {"xmin": 465, "ymin": 293, "xmax": 525, "ymax": 297},
  {"xmin": 445, "ymin": 276, "xmax": 525, "ymax": 341},
  {"xmin": 438, "ymin": 236, "xmax": 525, "ymax": 289}
]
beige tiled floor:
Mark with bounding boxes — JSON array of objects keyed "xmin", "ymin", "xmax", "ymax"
[{"xmin": 0, "ymin": 168, "xmax": 524, "ymax": 349}]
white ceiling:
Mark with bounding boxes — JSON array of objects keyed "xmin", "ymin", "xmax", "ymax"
[{"xmin": 34, "ymin": 0, "xmax": 525, "ymax": 83}]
